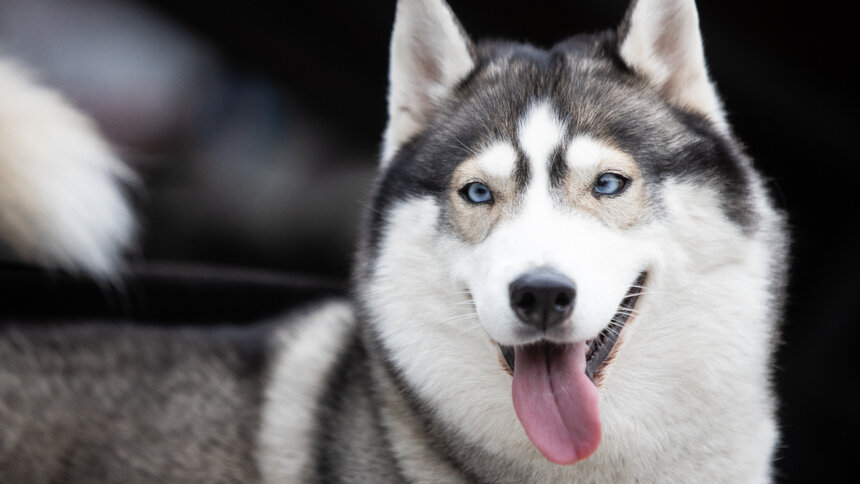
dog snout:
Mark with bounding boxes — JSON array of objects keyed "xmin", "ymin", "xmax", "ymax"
[{"xmin": 509, "ymin": 268, "xmax": 576, "ymax": 331}]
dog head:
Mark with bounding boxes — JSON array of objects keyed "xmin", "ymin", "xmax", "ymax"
[{"xmin": 360, "ymin": 0, "xmax": 777, "ymax": 469}]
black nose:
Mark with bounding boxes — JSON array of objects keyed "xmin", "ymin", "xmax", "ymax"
[{"xmin": 509, "ymin": 269, "xmax": 576, "ymax": 331}]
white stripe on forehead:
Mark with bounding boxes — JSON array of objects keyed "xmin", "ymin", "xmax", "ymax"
[
  {"xmin": 517, "ymin": 102, "xmax": 566, "ymax": 187},
  {"xmin": 473, "ymin": 142, "xmax": 517, "ymax": 179}
]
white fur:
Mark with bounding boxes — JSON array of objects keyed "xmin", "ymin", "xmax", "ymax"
[
  {"xmin": 473, "ymin": 142, "xmax": 517, "ymax": 180},
  {"xmin": 0, "ymin": 60, "xmax": 134, "ymax": 276},
  {"xmin": 591, "ymin": 182, "xmax": 778, "ymax": 482},
  {"xmin": 382, "ymin": 0, "xmax": 475, "ymax": 165},
  {"xmin": 258, "ymin": 300, "xmax": 356, "ymax": 483},
  {"xmin": 462, "ymin": 209, "xmax": 653, "ymax": 346},
  {"xmin": 517, "ymin": 102, "xmax": 565, "ymax": 185},
  {"xmin": 619, "ymin": 0, "xmax": 727, "ymax": 131},
  {"xmin": 566, "ymin": 135, "xmax": 627, "ymax": 172}
]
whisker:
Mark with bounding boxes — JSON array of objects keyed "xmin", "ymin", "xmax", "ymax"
[
  {"xmin": 450, "ymin": 135, "xmax": 478, "ymax": 157},
  {"xmin": 456, "ymin": 321, "xmax": 485, "ymax": 336},
  {"xmin": 437, "ymin": 313, "xmax": 480, "ymax": 325}
]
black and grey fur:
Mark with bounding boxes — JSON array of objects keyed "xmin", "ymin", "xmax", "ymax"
[
  {"xmin": 0, "ymin": 324, "xmax": 266, "ymax": 482},
  {"xmin": 0, "ymin": 0, "xmax": 787, "ymax": 482}
]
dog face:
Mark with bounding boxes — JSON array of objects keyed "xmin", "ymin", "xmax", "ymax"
[
  {"xmin": 373, "ymin": 0, "xmax": 751, "ymax": 366},
  {"xmin": 444, "ymin": 101, "xmax": 652, "ymax": 349}
]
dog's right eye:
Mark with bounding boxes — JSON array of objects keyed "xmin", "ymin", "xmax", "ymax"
[{"xmin": 461, "ymin": 182, "xmax": 494, "ymax": 204}]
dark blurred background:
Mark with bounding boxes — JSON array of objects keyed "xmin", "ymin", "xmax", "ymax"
[{"xmin": 0, "ymin": 0, "xmax": 855, "ymax": 480}]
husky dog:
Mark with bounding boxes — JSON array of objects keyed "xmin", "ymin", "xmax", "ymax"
[{"xmin": 0, "ymin": 0, "xmax": 786, "ymax": 482}]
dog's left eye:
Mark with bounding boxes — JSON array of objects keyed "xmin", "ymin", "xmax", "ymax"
[
  {"xmin": 461, "ymin": 182, "xmax": 494, "ymax": 204},
  {"xmin": 592, "ymin": 173, "xmax": 629, "ymax": 197}
]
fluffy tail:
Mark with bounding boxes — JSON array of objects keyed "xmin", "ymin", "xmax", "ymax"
[{"xmin": 0, "ymin": 60, "xmax": 135, "ymax": 278}]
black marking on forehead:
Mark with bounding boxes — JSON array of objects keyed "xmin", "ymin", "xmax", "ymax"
[
  {"xmin": 361, "ymin": 29, "xmax": 756, "ymax": 261},
  {"xmin": 549, "ymin": 147, "xmax": 568, "ymax": 189},
  {"xmin": 513, "ymin": 142, "xmax": 530, "ymax": 193}
]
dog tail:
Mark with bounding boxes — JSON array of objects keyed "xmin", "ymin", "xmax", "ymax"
[{"xmin": 0, "ymin": 60, "xmax": 135, "ymax": 278}]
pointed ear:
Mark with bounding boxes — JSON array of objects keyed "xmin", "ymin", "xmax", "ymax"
[
  {"xmin": 382, "ymin": 0, "xmax": 476, "ymax": 166},
  {"xmin": 618, "ymin": 0, "xmax": 726, "ymax": 129}
]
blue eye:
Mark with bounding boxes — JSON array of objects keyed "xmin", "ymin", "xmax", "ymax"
[
  {"xmin": 593, "ymin": 173, "xmax": 629, "ymax": 197},
  {"xmin": 462, "ymin": 182, "xmax": 494, "ymax": 204}
]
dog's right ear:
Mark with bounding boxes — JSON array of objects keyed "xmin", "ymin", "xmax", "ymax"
[{"xmin": 382, "ymin": 0, "xmax": 476, "ymax": 166}]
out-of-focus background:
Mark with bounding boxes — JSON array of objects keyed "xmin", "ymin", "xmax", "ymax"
[{"xmin": 0, "ymin": 0, "xmax": 854, "ymax": 480}]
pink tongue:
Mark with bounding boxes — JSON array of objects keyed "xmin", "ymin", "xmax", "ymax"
[{"xmin": 512, "ymin": 342, "xmax": 601, "ymax": 465}]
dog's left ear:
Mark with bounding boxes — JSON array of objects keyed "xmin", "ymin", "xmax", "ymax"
[
  {"xmin": 618, "ymin": 0, "xmax": 726, "ymax": 129},
  {"xmin": 382, "ymin": 0, "xmax": 476, "ymax": 166}
]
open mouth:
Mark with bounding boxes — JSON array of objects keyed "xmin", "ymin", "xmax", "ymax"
[
  {"xmin": 498, "ymin": 271, "xmax": 647, "ymax": 382},
  {"xmin": 497, "ymin": 271, "xmax": 648, "ymax": 464}
]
